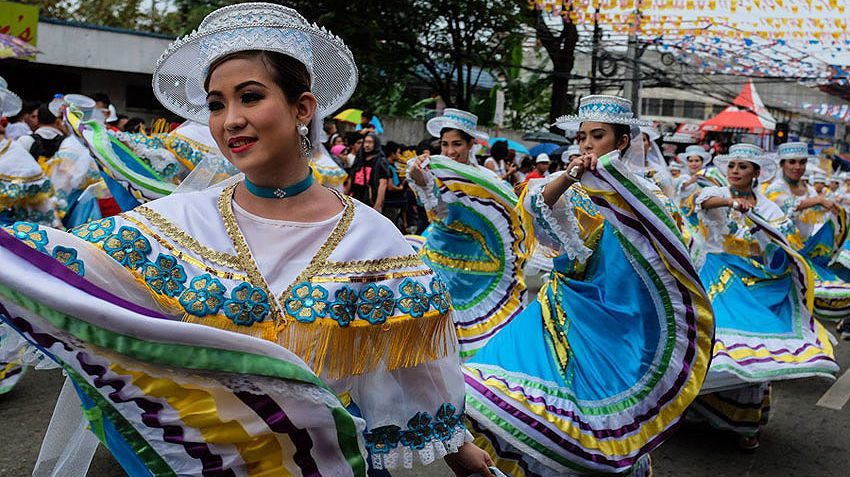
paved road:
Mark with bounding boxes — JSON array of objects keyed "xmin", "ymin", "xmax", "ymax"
[{"xmin": 2, "ymin": 331, "xmax": 848, "ymax": 476}]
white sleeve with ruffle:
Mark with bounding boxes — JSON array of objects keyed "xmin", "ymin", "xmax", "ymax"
[
  {"xmin": 695, "ymin": 186, "xmax": 730, "ymax": 246},
  {"xmin": 523, "ymin": 172, "xmax": 592, "ymax": 262},
  {"xmin": 330, "ymin": 344, "xmax": 470, "ymax": 470},
  {"xmin": 406, "ymin": 160, "xmax": 447, "ymax": 220}
]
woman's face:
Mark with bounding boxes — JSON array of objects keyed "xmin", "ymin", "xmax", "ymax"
[
  {"xmin": 440, "ymin": 129, "xmax": 472, "ymax": 164},
  {"xmin": 362, "ymin": 135, "xmax": 375, "ymax": 154},
  {"xmin": 727, "ymin": 159, "xmax": 757, "ymax": 189},
  {"xmin": 206, "ymin": 56, "xmax": 314, "ymax": 180},
  {"xmin": 687, "ymin": 155, "xmax": 704, "ymax": 174},
  {"xmin": 781, "ymin": 157, "xmax": 807, "ymax": 181},
  {"xmin": 577, "ymin": 122, "xmax": 627, "ymax": 157},
  {"xmin": 642, "ymin": 133, "xmax": 651, "ymax": 155},
  {"xmin": 332, "ymin": 136, "xmax": 344, "ymax": 146}
]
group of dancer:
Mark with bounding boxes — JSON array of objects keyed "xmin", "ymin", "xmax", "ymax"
[{"xmin": 0, "ymin": 3, "xmax": 844, "ymax": 476}]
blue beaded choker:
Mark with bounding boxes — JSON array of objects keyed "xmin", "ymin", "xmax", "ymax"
[
  {"xmin": 729, "ymin": 187, "xmax": 753, "ymax": 197},
  {"xmin": 244, "ymin": 168, "xmax": 314, "ymax": 199},
  {"xmin": 783, "ymin": 176, "xmax": 799, "ymax": 186}
]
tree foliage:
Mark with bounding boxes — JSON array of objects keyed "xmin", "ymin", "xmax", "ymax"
[{"xmin": 531, "ymin": 6, "xmax": 579, "ymax": 130}]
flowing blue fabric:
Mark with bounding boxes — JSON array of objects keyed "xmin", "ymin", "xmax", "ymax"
[
  {"xmin": 699, "ymin": 251, "xmax": 796, "ymax": 335},
  {"xmin": 469, "ymin": 223, "xmax": 660, "ymax": 401}
]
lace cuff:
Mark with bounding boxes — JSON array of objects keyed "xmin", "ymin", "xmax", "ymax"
[
  {"xmin": 528, "ymin": 188, "xmax": 592, "ymax": 262},
  {"xmin": 365, "ymin": 403, "xmax": 467, "ymax": 470},
  {"xmin": 407, "ymin": 160, "xmax": 440, "ymax": 212}
]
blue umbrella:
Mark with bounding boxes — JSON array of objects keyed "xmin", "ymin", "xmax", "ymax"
[
  {"xmin": 489, "ymin": 138, "xmax": 529, "ymax": 155},
  {"xmin": 529, "ymin": 143, "xmax": 559, "ymax": 157}
]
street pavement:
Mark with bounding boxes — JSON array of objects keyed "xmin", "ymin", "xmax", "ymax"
[{"xmin": 2, "ymin": 327, "xmax": 848, "ymax": 476}]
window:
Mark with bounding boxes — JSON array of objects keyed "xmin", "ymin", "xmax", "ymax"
[
  {"xmin": 661, "ymin": 99, "xmax": 675, "ymax": 117},
  {"xmin": 642, "ymin": 98, "xmax": 663, "ymax": 116},
  {"xmin": 683, "ymin": 101, "xmax": 705, "ymax": 119}
]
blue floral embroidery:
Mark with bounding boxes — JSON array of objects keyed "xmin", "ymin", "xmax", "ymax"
[
  {"xmin": 6, "ymin": 222, "xmax": 49, "ymax": 252},
  {"xmin": 224, "ymin": 283, "xmax": 270, "ymax": 326},
  {"xmin": 429, "ymin": 277, "xmax": 451, "ymax": 313},
  {"xmin": 52, "ymin": 246, "xmax": 85, "ymax": 276},
  {"xmin": 179, "ymin": 274, "xmax": 226, "ymax": 316},
  {"xmin": 397, "ymin": 278, "xmax": 430, "ymax": 318},
  {"xmin": 329, "ymin": 285, "xmax": 358, "ymax": 327},
  {"xmin": 142, "ymin": 254, "xmax": 187, "ymax": 297},
  {"xmin": 364, "ymin": 426, "xmax": 401, "ymax": 455},
  {"xmin": 400, "ymin": 412, "xmax": 435, "ymax": 450},
  {"xmin": 102, "ymin": 226, "xmax": 151, "ymax": 269},
  {"xmin": 357, "ymin": 284, "xmax": 395, "ymax": 324},
  {"xmin": 71, "ymin": 217, "xmax": 115, "ymax": 243},
  {"xmin": 284, "ymin": 282, "xmax": 329, "ymax": 323},
  {"xmin": 363, "ymin": 403, "xmax": 464, "ymax": 455}
]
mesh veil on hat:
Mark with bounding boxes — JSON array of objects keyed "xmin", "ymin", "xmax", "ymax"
[
  {"xmin": 0, "ymin": 76, "xmax": 22, "ymax": 117},
  {"xmin": 152, "ymin": 3, "xmax": 357, "ymax": 123}
]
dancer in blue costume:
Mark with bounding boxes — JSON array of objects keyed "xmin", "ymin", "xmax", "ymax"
[
  {"xmin": 408, "ymin": 109, "xmax": 528, "ymax": 358},
  {"xmin": 689, "ymin": 143, "xmax": 838, "ymax": 451},
  {"xmin": 462, "ymin": 95, "xmax": 714, "ymax": 476}
]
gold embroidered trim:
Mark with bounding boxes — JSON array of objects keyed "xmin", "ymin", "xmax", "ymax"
[
  {"xmin": 219, "ymin": 183, "xmax": 282, "ymax": 321},
  {"xmin": 314, "ymin": 254, "xmax": 424, "ymax": 275},
  {"xmin": 276, "ymin": 189, "xmax": 355, "ymax": 303},
  {"xmin": 133, "ymin": 206, "xmax": 242, "ymax": 269},
  {"xmin": 122, "ymin": 214, "xmax": 250, "ymax": 282},
  {"xmin": 309, "ymin": 269, "xmax": 433, "ymax": 284}
]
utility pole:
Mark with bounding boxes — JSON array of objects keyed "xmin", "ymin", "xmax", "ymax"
[
  {"xmin": 590, "ymin": 6, "xmax": 600, "ymax": 94},
  {"xmin": 622, "ymin": 8, "xmax": 642, "ymax": 113}
]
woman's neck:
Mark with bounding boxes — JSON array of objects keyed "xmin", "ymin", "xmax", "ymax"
[
  {"xmin": 783, "ymin": 175, "xmax": 800, "ymax": 187},
  {"xmin": 729, "ymin": 185, "xmax": 754, "ymax": 198}
]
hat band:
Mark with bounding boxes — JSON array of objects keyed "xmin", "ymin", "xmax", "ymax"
[
  {"xmin": 443, "ymin": 113, "xmax": 477, "ymax": 128},
  {"xmin": 200, "ymin": 27, "xmax": 314, "ymax": 78},
  {"xmin": 579, "ymin": 103, "xmax": 631, "ymax": 116}
]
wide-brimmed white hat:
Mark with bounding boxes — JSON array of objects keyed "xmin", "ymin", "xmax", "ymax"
[
  {"xmin": 554, "ymin": 95, "xmax": 651, "ymax": 132},
  {"xmin": 668, "ymin": 162, "xmax": 684, "ymax": 171},
  {"xmin": 535, "ymin": 153, "xmax": 550, "ymax": 164},
  {"xmin": 0, "ymin": 76, "xmax": 22, "ymax": 117},
  {"xmin": 640, "ymin": 125, "xmax": 660, "ymax": 141},
  {"xmin": 425, "ymin": 108, "xmax": 488, "ymax": 141},
  {"xmin": 776, "ymin": 142, "xmax": 809, "ymax": 161},
  {"xmin": 677, "ymin": 145, "xmax": 711, "ymax": 163},
  {"xmin": 714, "ymin": 143, "xmax": 777, "ymax": 181},
  {"xmin": 153, "ymin": 2, "xmax": 357, "ymax": 123},
  {"xmin": 561, "ymin": 144, "xmax": 581, "ymax": 162}
]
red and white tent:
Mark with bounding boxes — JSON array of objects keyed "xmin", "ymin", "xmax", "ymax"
[{"xmin": 700, "ymin": 80, "xmax": 776, "ymax": 135}]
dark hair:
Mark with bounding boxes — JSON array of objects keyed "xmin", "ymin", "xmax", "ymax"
[
  {"xmin": 520, "ymin": 156, "xmax": 534, "ymax": 169},
  {"xmin": 117, "ymin": 113, "xmax": 128, "ymax": 121},
  {"xmin": 384, "ymin": 141, "xmax": 401, "ymax": 157},
  {"xmin": 346, "ymin": 131, "xmax": 365, "ymax": 145},
  {"xmin": 362, "ymin": 109, "xmax": 373, "ymax": 120},
  {"xmin": 205, "ymin": 50, "xmax": 311, "ymax": 105},
  {"xmin": 612, "ymin": 123, "xmax": 631, "ymax": 151},
  {"xmin": 440, "ymin": 127, "xmax": 474, "ymax": 143},
  {"xmin": 490, "ymin": 140, "xmax": 509, "ymax": 160},
  {"xmin": 36, "ymin": 104, "xmax": 57, "ymax": 125},
  {"xmin": 123, "ymin": 117, "xmax": 145, "ymax": 133},
  {"xmin": 91, "ymin": 93, "xmax": 111, "ymax": 106},
  {"xmin": 416, "ymin": 139, "xmax": 432, "ymax": 155},
  {"xmin": 9, "ymin": 101, "xmax": 39, "ymax": 122}
]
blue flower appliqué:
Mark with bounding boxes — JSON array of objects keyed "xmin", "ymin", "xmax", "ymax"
[
  {"xmin": 224, "ymin": 283, "xmax": 270, "ymax": 326},
  {"xmin": 357, "ymin": 284, "xmax": 396, "ymax": 324},
  {"xmin": 364, "ymin": 425, "xmax": 401, "ymax": 455},
  {"xmin": 284, "ymin": 282, "xmax": 329, "ymax": 323},
  {"xmin": 329, "ymin": 285, "xmax": 358, "ymax": 327},
  {"xmin": 400, "ymin": 412, "xmax": 435, "ymax": 450},
  {"xmin": 6, "ymin": 222, "xmax": 48, "ymax": 252},
  {"xmin": 102, "ymin": 226, "xmax": 151, "ymax": 269},
  {"xmin": 71, "ymin": 217, "xmax": 115, "ymax": 243},
  {"xmin": 429, "ymin": 277, "xmax": 451, "ymax": 313},
  {"xmin": 432, "ymin": 403, "xmax": 461, "ymax": 441},
  {"xmin": 179, "ymin": 274, "xmax": 226, "ymax": 316},
  {"xmin": 52, "ymin": 246, "xmax": 85, "ymax": 276},
  {"xmin": 142, "ymin": 254, "xmax": 187, "ymax": 297},
  {"xmin": 397, "ymin": 278, "xmax": 430, "ymax": 318}
]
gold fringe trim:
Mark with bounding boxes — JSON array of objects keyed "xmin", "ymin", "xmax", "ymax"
[
  {"xmin": 181, "ymin": 310, "xmax": 454, "ymax": 380},
  {"xmin": 125, "ymin": 267, "xmax": 186, "ymax": 315},
  {"xmin": 276, "ymin": 310, "xmax": 454, "ymax": 380}
]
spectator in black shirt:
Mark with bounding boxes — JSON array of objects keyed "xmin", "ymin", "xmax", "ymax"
[{"xmin": 347, "ymin": 132, "xmax": 390, "ymax": 212}]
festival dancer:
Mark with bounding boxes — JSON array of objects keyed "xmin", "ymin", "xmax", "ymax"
[
  {"xmin": 408, "ymin": 108, "xmax": 528, "ymax": 358},
  {"xmin": 462, "ymin": 95, "xmax": 715, "ymax": 476},
  {"xmin": 688, "ymin": 143, "xmax": 838, "ymax": 451},
  {"xmin": 674, "ymin": 144, "xmax": 713, "ymax": 204},
  {"xmin": 0, "ymin": 4, "xmax": 494, "ymax": 475}
]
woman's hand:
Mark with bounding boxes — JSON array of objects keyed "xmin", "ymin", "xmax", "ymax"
[
  {"xmin": 408, "ymin": 154, "xmax": 429, "ymax": 187},
  {"xmin": 685, "ymin": 175, "xmax": 699, "ymax": 186},
  {"xmin": 821, "ymin": 197, "xmax": 841, "ymax": 215},
  {"xmin": 729, "ymin": 198, "xmax": 753, "ymax": 213},
  {"xmin": 444, "ymin": 442, "xmax": 495, "ymax": 477}
]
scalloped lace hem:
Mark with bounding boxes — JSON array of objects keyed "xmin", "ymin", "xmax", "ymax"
[
  {"xmin": 370, "ymin": 425, "xmax": 470, "ymax": 470},
  {"xmin": 531, "ymin": 191, "xmax": 592, "ymax": 262}
]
